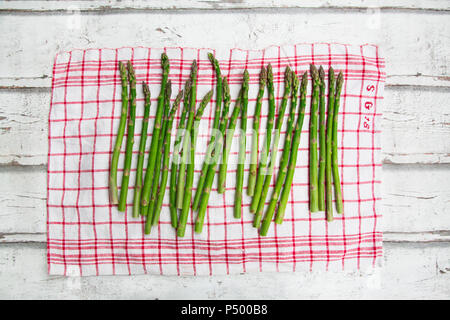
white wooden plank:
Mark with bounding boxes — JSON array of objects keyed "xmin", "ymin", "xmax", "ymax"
[
  {"xmin": 382, "ymin": 87, "xmax": 450, "ymax": 164},
  {"xmin": 1, "ymin": 164, "xmax": 448, "ymax": 236},
  {"xmin": 384, "ymin": 232, "xmax": 450, "ymax": 243},
  {"xmin": 1, "ymin": 1, "xmax": 449, "ymax": 11},
  {"xmin": 0, "ymin": 89, "xmax": 48, "ymax": 166},
  {"xmin": 0, "ymin": 233, "xmax": 45, "ymax": 243},
  {"xmin": 382, "ymin": 164, "xmax": 450, "ymax": 233},
  {"xmin": 0, "ymin": 167, "xmax": 47, "ymax": 234},
  {"xmin": 0, "ymin": 242, "xmax": 448, "ymax": 299},
  {"xmin": 0, "ymin": 12, "xmax": 449, "ymax": 88},
  {"xmin": 2, "ymin": 85, "xmax": 449, "ymax": 165}
]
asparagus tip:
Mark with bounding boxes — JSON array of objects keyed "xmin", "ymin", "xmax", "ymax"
[
  {"xmin": 260, "ymin": 66, "xmax": 267, "ymax": 85},
  {"xmin": 161, "ymin": 52, "xmax": 170, "ymax": 69},
  {"xmin": 310, "ymin": 64, "xmax": 319, "ymax": 80},
  {"xmin": 119, "ymin": 61, "xmax": 128, "ymax": 79},
  {"xmin": 285, "ymin": 65, "xmax": 291, "ymax": 76},
  {"xmin": 267, "ymin": 64, "xmax": 273, "ymax": 83},
  {"xmin": 207, "ymin": 52, "xmax": 215, "ymax": 62},
  {"xmin": 190, "ymin": 60, "xmax": 198, "ymax": 78},
  {"xmin": 301, "ymin": 71, "xmax": 308, "ymax": 90},
  {"xmin": 175, "ymin": 90, "xmax": 184, "ymax": 104},
  {"xmin": 204, "ymin": 90, "xmax": 214, "ymax": 103},
  {"xmin": 284, "ymin": 66, "xmax": 292, "ymax": 85},
  {"xmin": 243, "ymin": 69, "xmax": 249, "ymax": 84},
  {"xmin": 318, "ymin": 65, "xmax": 325, "ymax": 82},
  {"xmin": 336, "ymin": 71, "xmax": 344, "ymax": 92},
  {"xmin": 329, "ymin": 67, "xmax": 335, "ymax": 82},
  {"xmin": 170, "ymin": 90, "xmax": 184, "ymax": 118},
  {"xmin": 127, "ymin": 60, "xmax": 135, "ymax": 75},
  {"xmin": 291, "ymin": 70, "xmax": 299, "ymax": 90}
]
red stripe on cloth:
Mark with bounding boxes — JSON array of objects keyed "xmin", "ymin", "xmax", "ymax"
[
  {"xmin": 108, "ymin": 49, "xmax": 119, "ymax": 275},
  {"xmin": 76, "ymin": 50, "xmax": 86, "ymax": 276},
  {"xmin": 47, "ymin": 51, "xmax": 59, "ymax": 275}
]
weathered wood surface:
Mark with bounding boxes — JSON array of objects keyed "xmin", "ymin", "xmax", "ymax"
[
  {"xmin": 0, "ymin": 242, "xmax": 448, "ymax": 299},
  {"xmin": 0, "ymin": 11, "xmax": 449, "ymax": 88},
  {"xmin": 1, "ymin": 164, "xmax": 449, "ymax": 240},
  {"xmin": 1, "ymin": 86, "xmax": 449, "ymax": 165}
]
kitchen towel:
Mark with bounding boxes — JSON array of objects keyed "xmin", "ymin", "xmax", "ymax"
[{"xmin": 47, "ymin": 43, "xmax": 385, "ymax": 276}]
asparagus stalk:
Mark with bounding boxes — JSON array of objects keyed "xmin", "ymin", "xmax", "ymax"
[
  {"xmin": 274, "ymin": 72, "xmax": 308, "ymax": 224},
  {"xmin": 325, "ymin": 67, "xmax": 336, "ymax": 221},
  {"xmin": 194, "ymin": 79, "xmax": 234, "ymax": 234},
  {"xmin": 234, "ymin": 70, "xmax": 249, "ymax": 219},
  {"xmin": 332, "ymin": 72, "xmax": 344, "ymax": 214},
  {"xmin": 318, "ymin": 66, "xmax": 326, "ymax": 211},
  {"xmin": 192, "ymin": 54, "xmax": 223, "ymax": 211},
  {"xmin": 177, "ymin": 90, "xmax": 214, "ymax": 237},
  {"xmin": 260, "ymin": 70, "xmax": 299, "ymax": 236},
  {"xmin": 118, "ymin": 62, "xmax": 137, "ymax": 212},
  {"xmin": 141, "ymin": 53, "xmax": 170, "ymax": 214},
  {"xmin": 151, "ymin": 91, "xmax": 183, "ymax": 228},
  {"xmin": 176, "ymin": 61, "xmax": 198, "ymax": 209},
  {"xmin": 250, "ymin": 63, "xmax": 276, "ymax": 212},
  {"xmin": 248, "ymin": 67, "xmax": 267, "ymax": 196},
  {"xmin": 253, "ymin": 66, "xmax": 292, "ymax": 228},
  {"xmin": 146, "ymin": 81, "xmax": 172, "ymax": 225},
  {"xmin": 170, "ymin": 80, "xmax": 192, "ymax": 227},
  {"xmin": 132, "ymin": 82, "xmax": 151, "ymax": 218},
  {"xmin": 109, "ymin": 61, "xmax": 128, "ymax": 205},
  {"xmin": 309, "ymin": 64, "xmax": 320, "ymax": 213}
]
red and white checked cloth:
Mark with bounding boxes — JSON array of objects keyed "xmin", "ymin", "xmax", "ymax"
[{"xmin": 47, "ymin": 43, "xmax": 385, "ymax": 276}]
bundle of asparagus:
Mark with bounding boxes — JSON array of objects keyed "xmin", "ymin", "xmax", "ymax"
[{"xmin": 108, "ymin": 54, "xmax": 345, "ymax": 238}]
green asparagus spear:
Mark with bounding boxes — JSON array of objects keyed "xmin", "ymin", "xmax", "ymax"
[
  {"xmin": 132, "ymin": 82, "xmax": 151, "ymax": 218},
  {"xmin": 260, "ymin": 70, "xmax": 299, "ymax": 236},
  {"xmin": 309, "ymin": 64, "xmax": 320, "ymax": 213},
  {"xmin": 109, "ymin": 61, "xmax": 129, "ymax": 205},
  {"xmin": 325, "ymin": 67, "xmax": 336, "ymax": 221},
  {"xmin": 146, "ymin": 81, "xmax": 172, "ymax": 225},
  {"xmin": 177, "ymin": 90, "xmax": 214, "ymax": 237},
  {"xmin": 170, "ymin": 80, "xmax": 192, "ymax": 227},
  {"xmin": 253, "ymin": 66, "xmax": 292, "ymax": 228},
  {"xmin": 118, "ymin": 62, "xmax": 137, "ymax": 212},
  {"xmin": 275, "ymin": 72, "xmax": 308, "ymax": 224},
  {"xmin": 234, "ymin": 70, "xmax": 249, "ymax": 219},
  {"xmin": 141, "ymin": 53, "xmax": 170, "ymax": 214},
  {"xmin": 194, "ymin": 79, "xmax": 234, "ymax": 234},
  {"xmin": 250, "ymin": 64, "xmax": 276, "ymax": 213},
  {"xmin": 318, "ymin": 66, "xmax": 327, "ymax": 211},
  {"xmin": 177, "ymin": 61, "xmax": 198, "ymax": 209},
  {"xmin": 332, "ymin": 72, "xmax": 344, "ymax": 214},
  {"xmin": 248, "ymin": 67, "xmax": 267, "ymax": 197},
  {"xmin": 192, "ymin": 54, "xmax": 223, "ymax": 211},
  {"xmin": 151, "ymin": 91, "xmax": 183, "ymax": 227}
]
